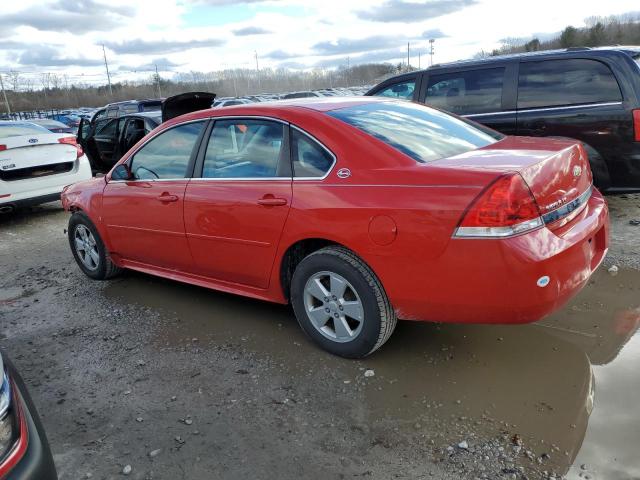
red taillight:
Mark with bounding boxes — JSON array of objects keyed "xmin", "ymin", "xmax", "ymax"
[
  {"xmin": 58, "ymin": 136, "xmax": 83, "ymax": 159},
  {"xmin": 0, "ymin": 145, "xmax": 6, "ymax": 152},
  {"xmin": 633, "ymin": 109, "xmax": 640, "ymax": 142},
  {"xmin": 455, "ymin": 173, "xmax": 543, "ymax": 238}
]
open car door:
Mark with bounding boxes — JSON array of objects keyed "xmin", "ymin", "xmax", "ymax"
[{"xmin": 161, "ymin": 92, "xmax": 216, "ymax": 123}]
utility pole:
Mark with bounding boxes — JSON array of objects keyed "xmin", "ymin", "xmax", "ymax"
[
  {"xmin": 429, "ymin": 39, "xmax": 435, "ymax": 66},
  {"xmin": 407, "ymin": 42, "xmax": 410, "ymax": 71},
  {"xmin": 0, "ymin": 73, "xmax": 10, "ymax": 115},
  {"xmin": 418, "ymin": 52, "xmax": 421, "ymax": 69},
  {"xmin": 102, "ymin": 44, "xmax": 113, "ymax": 96},
  {"xmin": 254, "ymin": 51, "xmax": 261, "ymax": 92},
  {"xmin": 154, "ymin": 64, "xmax": 162, "ymax": 97}
]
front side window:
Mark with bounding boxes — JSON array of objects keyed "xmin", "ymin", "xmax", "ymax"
[
  {"xmin": 202, "ymin": 119, "xmax": 285, "ymax": 178},
  {"xmin": 130, "ymin": 121, "xmax": 205, "ymax": 180},
  {"xmin": 328, "ymin": 102, "xmax": 499, "ymax": 163},
  {"xmin": 517, "ymin": 59, "xmax": 622, "ymax": 109},
  {"xmin": 373, "ymin": 80, "xmax": 416, "ymax": 100},
  {"xmin": 96, "ymin": 119, "xmax": 117, "ymax": 137},
  {"xmin": 291, "ymin": 129, "xmax": 334, "ymax": 178},
  {"xmin": 426, "ymin": 67, "xmax": 505, "ymax": 115}
]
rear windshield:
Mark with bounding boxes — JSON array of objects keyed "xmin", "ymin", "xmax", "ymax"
[
  {"xmin": 327, "ymin": 102, "xmax": 499, "ymax": 163},
  {"xmin": 0, "ymin": 123, "xmax": 50, "ymax": 139},
  {"xmin": 140, "ymin": 103, "xmax": 162, "ymax": 112}
]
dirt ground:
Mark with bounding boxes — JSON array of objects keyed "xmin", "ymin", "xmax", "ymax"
[{"xmin": 1, "ymin": 193, "xmax": 639, "ymax": 480}]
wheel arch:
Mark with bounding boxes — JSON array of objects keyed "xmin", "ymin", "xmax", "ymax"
[{"xmin": 279, "ymin": 237, "xmax": 357, "ymax": 302}]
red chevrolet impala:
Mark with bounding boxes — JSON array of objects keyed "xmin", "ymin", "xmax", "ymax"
[{"xmin": 61, "ymin": 97, "xmax": 609, "ymax": 357}]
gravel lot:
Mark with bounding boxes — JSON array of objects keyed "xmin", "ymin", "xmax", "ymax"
[{"xmin": 1, "ymin": 193, "xmax": 639, "ymax": 480}]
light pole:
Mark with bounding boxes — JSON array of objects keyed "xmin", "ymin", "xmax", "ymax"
[{"xmin": 429, "ymin": 39, "xmax": 435, "ymax": 66}]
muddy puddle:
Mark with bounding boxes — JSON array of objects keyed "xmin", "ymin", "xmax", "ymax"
[{"xmin": 105, "ymin": 267, "xmax": 640, "ymax": 479}]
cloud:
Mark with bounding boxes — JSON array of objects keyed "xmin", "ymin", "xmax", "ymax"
[
  {"xmin": 357, "ymin": 0, "xmax": 477, "ymax": 23},
  {"xmin": 312, "ymin": 35, "xmax": 405, "ymax": 56},
  {"xmin": 118, "ymin": 57, "xmax": 183, "ymax": 72},
  {"xmin": 185, "ymin": 0, "xmax": 271, "ymax": 4},
  {"xmin": 422, "ymin": 28, "xmax": 447, "ymax": 39},
  {"xmin": 265, "ymin": 49, "xmax": 301, "ymax": 60},
  {"xmin": 0, "ymin": 0, "xmax": 135, "ymax": 33},
  {"xmin": 233, "ymin": 26, "xmax": 272, "ymax": 36},
  {"xmin": 16, "ymin": 46, "xmax": 103, "ymax": 67},
  {"xmin": 314, "ymin": 48, "xmax": 408, "ymax": 68},
  {"xmin": 103, "ymin": 38, "xmax": 225, "ymax": 55}
]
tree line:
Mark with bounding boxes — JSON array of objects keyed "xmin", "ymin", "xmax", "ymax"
[
  {"xmin": 477, "ymin": 12, "xmax": 640, "ymax": 57},
  {"xmin": 0, "ymin": 63, "xmax": 398, "ymax": 114}
]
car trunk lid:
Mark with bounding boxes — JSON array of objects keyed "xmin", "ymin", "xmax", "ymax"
[
  {"xmin": 161, "ymin": 92, "xmax": 216, "ymax": 123},
  {"xmin": 0, "ymin": 134, "xmax": 78, "ymax": 180},
  {"xmin": 432, "ymin": 136, "xmax": 593, "ymax": 230}
]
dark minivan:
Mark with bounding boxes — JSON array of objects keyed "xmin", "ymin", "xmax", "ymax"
[{"xmin": 366, "ymin": 46, "xmax": 640, "ymax": 191}]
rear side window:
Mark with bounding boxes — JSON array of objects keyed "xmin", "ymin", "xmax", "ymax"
[
  {"xmin": 517, "ymin": 59, "xmax": 622, "ymax": 109},
  {"xmin": 328, "ymin": 102, "xmax": 498, "ymax": 163},
  {"xmin": 426, "ymin": 68, "xmax": 504, "ymax": 115},
  {"xmin": 130, "ymin": 121, "xmax": 205, "ymax": 180},
  {"xmin": 0, "ymin": 123, "xmax": 50, "ymax": 138},
  {"xmin": 373, "ymin": 79, "xmax": 416, "ymax": 100},
  {"xmin": 291, "ymin": 129, "xmax": 334, "ymax": 177},
  {"xmin": 106, "ymin": 107, "xmax": 119, "ymax": 118}
]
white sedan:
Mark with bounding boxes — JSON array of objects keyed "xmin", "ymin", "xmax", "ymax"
[{"xmin": 0, "ymin": 121, "xmax": 92, "ymax": 213}]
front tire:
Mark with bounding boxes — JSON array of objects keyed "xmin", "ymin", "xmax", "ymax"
[
  {"xmin": 291, "ymin": 246, "xmax": 397, "ymax": 358},
  {"xmin": 68, "ymin": 212, "xmax": 122, "ymax": 280}
]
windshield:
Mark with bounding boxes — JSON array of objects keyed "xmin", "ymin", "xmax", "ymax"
[
  {"xmin": 328, "ymin": 101, "xmax": 499, "ymax": 163},
  {"xmin": 0, "ymin": 122, "xmax": 51, "ymax": 139}
]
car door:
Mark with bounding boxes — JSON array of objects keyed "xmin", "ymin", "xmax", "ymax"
[
  {"xmin": 421, "ymin": 65, "xmax": 518, "ymax": 134},
  {"xmin": 101, "ymin": 120, "xmax": 207, "ymax": 272},
  {"xmin": 515, "ymin": 57, "xmax": 626, "ymax": 184},
  {"xmin": 183, "ymin": 118, "xmax": 292, "ymax": 289},
  {"xmin": 91, "ymin": 118, "xmax": 126, "ymax": 167}
]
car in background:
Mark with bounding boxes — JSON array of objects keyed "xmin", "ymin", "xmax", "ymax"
[
  {"xmin": 0, "ymin": 350, "xmax": 57, "ymax": 479},
  {"xmin": 366, "ymin": 46, "xmax": 640, "ymax": 192},
  {"xmin": 62, "ymin": 98, "xmax": 608, "ymax": 358},
  {"xmin": 90, "ymin": 98, "xmax": 164, "ymax": 125},
  {"xmin": 49, "ymin": 114, "xmax": 81, "ymax": 128},
  {"xmin": 282, "ymin": 91, "xmax": 323, "ymax": 99},
  {"xmin": 78, "ymin": 92, "xmax": 215, "ymax": 171},
  {"xmin": 213, "ymin": 98, "xmax": 254, "ymax": 108},
  {"xmin": 0, "ymin": 121, "xmax": 92, "ymax": 213},
  {"xmin": 27, "ymin": 119, "xmax": 75, "ymax": 135}
]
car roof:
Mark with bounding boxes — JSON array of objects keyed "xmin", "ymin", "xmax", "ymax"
[
  {"xmin": 124, "ymin": 111, "xmax": 162, "ymax": 120},
  {"xmin": 423, "ymin": 46, "xmax": 640, "ymax": 72}
]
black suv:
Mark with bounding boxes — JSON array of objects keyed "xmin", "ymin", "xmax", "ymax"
[
  {"xmin": 366, "ymin": 47, "xmax": 640, "ymax": 191},
  {"xmin": 90, "ymin": 98, "xmax": 163, "ymax": 126}
]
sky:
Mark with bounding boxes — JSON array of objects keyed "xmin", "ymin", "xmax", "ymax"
[{"xmin": 0, "ymin": 0, "xmax": 638, "ymax": 87}]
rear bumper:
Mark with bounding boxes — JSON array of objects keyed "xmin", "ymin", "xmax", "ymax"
[
  {"xmin": 2, "ymin": 359, "xmax": 57, "ymax": 480},
  {"xmin": 0, "ymin": 156, "xmax": 92, "ymax": 208},
  {"xmin": 390, "ymin": 189, "xmax": 609, "ymax": 324}
]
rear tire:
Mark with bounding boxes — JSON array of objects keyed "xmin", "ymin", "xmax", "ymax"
[
  {"xmin": 68, "ymin": 212, "xmax": 122, "ymax": 280},
  {"xmin": 291, "ymin": 246, "xmax": 397, "ymax": 358}
]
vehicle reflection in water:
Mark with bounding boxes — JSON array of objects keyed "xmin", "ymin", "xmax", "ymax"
[{"xmin": 104, "ymin": 267, "xmax": 640, "ymax": 478}]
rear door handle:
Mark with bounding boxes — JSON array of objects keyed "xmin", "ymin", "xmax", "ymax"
[
  {"xmin": 258, "ymin": 196, "xmax": 288, "ymax": 206},
  {"xmin": 157, "ymin": 193, "xmax": 179, "ymax": 203}
]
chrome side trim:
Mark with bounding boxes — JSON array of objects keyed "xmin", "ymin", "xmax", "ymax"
[
  {"xmin": 541, "ymin": 185, "xmax": 593, "ymax": 224},
  {"xmin": 463, "ymin": 101, "xmax": 623, "ymax": 119},
  {"xmin": 188, "ymin": 177, "xmax": 291, "ymax": 182}
]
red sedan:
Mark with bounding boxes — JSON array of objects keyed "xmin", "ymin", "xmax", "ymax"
[{"xmin": 61, "ymin": 98, "xmax": 609, "ymax": 358}]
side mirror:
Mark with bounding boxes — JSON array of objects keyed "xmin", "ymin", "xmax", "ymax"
[{"xmin": 111, "ymin": 164, "xmax": 132, "ymax": 181}]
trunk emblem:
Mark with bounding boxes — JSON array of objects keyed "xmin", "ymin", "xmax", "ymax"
[
  {"xmin": 573, "ymin": 166, "xmax": 582, "ymax": 177},
  {"xmin": 28, "ymin": 138, "xmax": 38, "ymax": 144}
]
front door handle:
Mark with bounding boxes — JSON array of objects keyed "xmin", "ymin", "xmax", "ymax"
[
  {"xmin": 157, "ymin": 193, "xmax": 179, "ymax": 203},
  {"xmin": 258, "ymin": 195, "xmax": 288, "ymax": 206}
]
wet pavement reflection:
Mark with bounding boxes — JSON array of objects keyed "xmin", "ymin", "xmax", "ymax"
[{"xmin": 105, "ymin": 267, "xmax": 640, "ymax": 479}]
